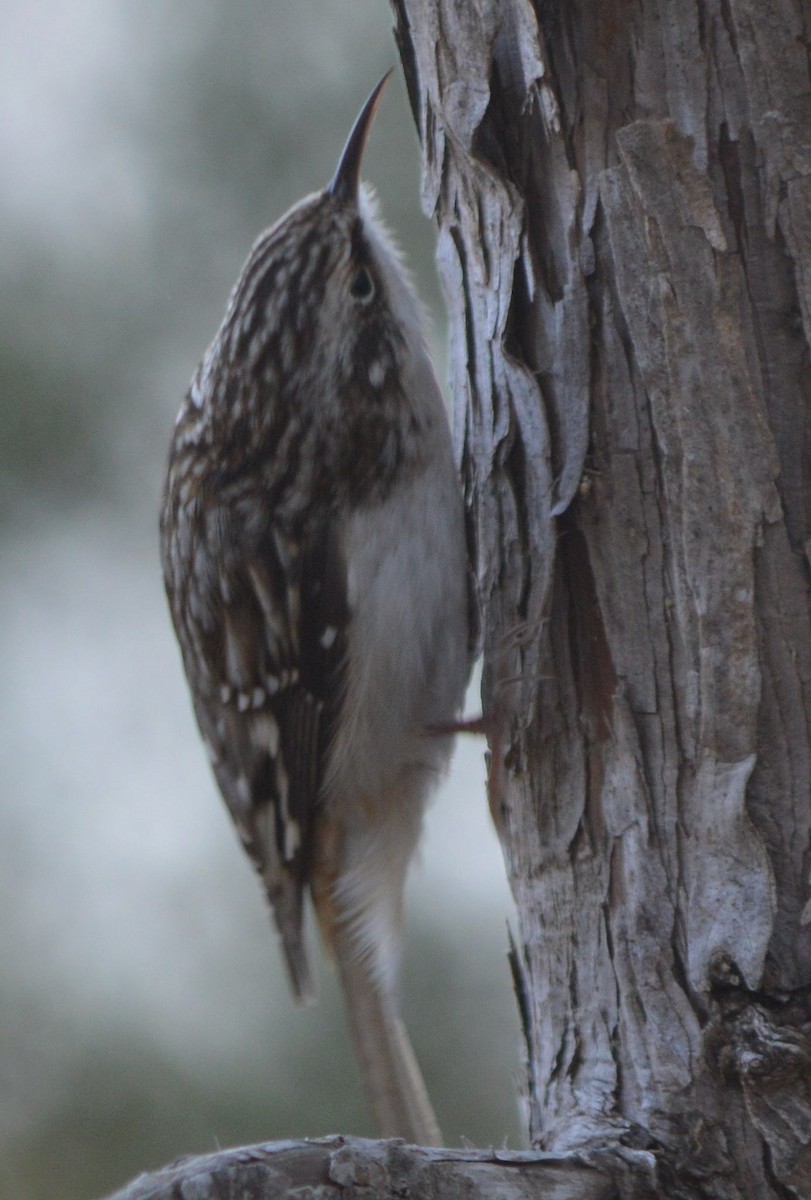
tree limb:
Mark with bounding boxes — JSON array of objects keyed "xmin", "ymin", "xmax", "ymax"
[{"xmin": 100, "ymin": 1135, "xmax": 653, "ymax": 1200}]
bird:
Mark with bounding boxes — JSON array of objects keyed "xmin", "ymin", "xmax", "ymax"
[{"xmin": 160, "ymin": 72, "xmax": 471, "ymax": 1146}]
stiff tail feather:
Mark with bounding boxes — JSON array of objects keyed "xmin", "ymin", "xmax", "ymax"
[{"xmin": 335, "ymin": 934, "xmax": 442, "ymax": 1146}]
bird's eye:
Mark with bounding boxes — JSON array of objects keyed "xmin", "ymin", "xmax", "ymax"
[{"xmin": 350, "ymin": 266, "xmax": 374, "ymax": 302}]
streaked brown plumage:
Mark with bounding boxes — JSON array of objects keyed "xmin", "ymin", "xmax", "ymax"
[{"xmin": 160, "ymin": 74, "xmax": 470, "ymax": 1144}]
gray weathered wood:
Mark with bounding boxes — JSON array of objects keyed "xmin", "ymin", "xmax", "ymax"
[
  {"xmin": 393, "ymin": 1, "xmax": 811, "ymax": 1195},
  {"xmin": 100, "ymin": 1137, "xmax": 623, "ymax": 1200}
]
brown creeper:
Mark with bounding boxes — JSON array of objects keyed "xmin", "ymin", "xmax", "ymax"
[{"xmin": 160, "ymin": 74, "xmax": 470, "ymax": 1146}]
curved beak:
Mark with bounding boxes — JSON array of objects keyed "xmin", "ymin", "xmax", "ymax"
[{"xmin": 328, "ymin": 70, "xmax": 393, "ymax": 203}]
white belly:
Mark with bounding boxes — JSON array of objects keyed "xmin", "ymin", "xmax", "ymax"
[{"xmin": 326, "ymin": 457, "xmax": 469, "ymax": 811}]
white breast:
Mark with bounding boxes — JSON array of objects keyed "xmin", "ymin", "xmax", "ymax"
[
  {"xmin": 329, "ymin": 442, "xmax": 468, "ymax": 804},
  {"xmin": 322, "ymin": 428, "xmax": 469, "ymax": 986}
]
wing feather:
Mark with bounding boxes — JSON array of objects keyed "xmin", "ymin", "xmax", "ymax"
[{"xmin": 168, "ymin": 506, "xmax": 348, "ymax": 1002}]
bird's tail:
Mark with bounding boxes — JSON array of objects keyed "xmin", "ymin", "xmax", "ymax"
[{"xmin": 335, "ymin": 935, "xmax": 442, "ymax": 1146}]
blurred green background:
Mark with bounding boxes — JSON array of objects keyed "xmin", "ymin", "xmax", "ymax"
[{"xmin": 0, "ymin": 3, "xmax": 523, "ymax": 1197}]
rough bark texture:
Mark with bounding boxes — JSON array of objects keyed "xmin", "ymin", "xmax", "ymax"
[
  {"xmin": 102, "ymin": 1137, "xmax": 629, "ymax": 1200},
  {"xmin": 392, "ymin": 1, "xmax": 811, "ymax": 1197}
]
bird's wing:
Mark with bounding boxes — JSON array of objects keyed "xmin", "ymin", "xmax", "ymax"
[{"xmin": 171, "ymin": 510, "xmax": 348, "ymax": 1002}]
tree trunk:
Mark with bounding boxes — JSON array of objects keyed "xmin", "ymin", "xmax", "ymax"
[
  {"xmin": 104, "ymin": 3, "xmax": 811, "ymax": 1197},
  {"xmin": 393, "ymin": 0, "xmax": 811, "ymax": 1196}
]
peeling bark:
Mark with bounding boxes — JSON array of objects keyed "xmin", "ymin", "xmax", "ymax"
[
  {"xmin": 393, "ymin": 2, "xmax": 811, "ymax": 1196},
  {"xmin": 101, "ymin": 1137, "xmax": 629, "ymax": 1200}
]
